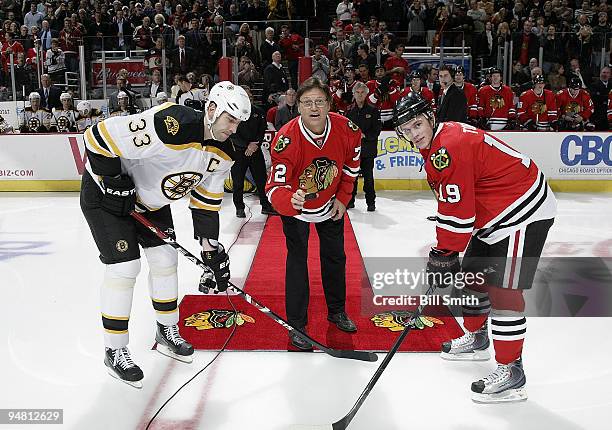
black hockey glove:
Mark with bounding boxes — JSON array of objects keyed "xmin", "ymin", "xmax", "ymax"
[
  {"xmin": 426, "ymin": 248, "xmax": 460, "ymax": 288},
  {"xmin": 200, "ymin": 244, "xmax": 230, "ymax": 293},
  {"xmin": 101, "ymin": 175, "xmax": 136, "ymax": 217}
]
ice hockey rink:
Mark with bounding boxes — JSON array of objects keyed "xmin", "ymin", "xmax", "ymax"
[{"xmin": 1, "ymin": 190, "xmax": 611, "ymax": 430}]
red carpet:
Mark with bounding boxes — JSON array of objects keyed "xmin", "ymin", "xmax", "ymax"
[{"xmin": 179, "ymin": 216, "xmax": 463, "ymax": 352}]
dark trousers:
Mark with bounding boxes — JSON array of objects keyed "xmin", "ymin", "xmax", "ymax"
[
  {"xmin": 350, "ymin": 156, "xmax": 375, "ymax": 206},
  {"xmin": 281, "ymin": 215, "xmax": 346, "ymax": 328},
  {"xmin": 230, "ymin": 147, "xmax": 271, "ymax": 210}
]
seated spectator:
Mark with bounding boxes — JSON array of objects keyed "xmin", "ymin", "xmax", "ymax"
[
  {"xmin": 238, "ymin": 56, "xmax": 260, "ymax": 87},
  {"xmin": 547, "ymin": 63, "xmax": 567, "ymax": 93},
  {"xmin": 274, "ymin": 88, "xmax": 298, "ymax": 130},
  {"xmin": 143, "ymin": 68, "xmax": 164, "ymax": 101},
  {"xmin": 36, "ymin": 74, "xmax": 62, "ymax": 111}
]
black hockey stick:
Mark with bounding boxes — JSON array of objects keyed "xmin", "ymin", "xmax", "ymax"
[
  {"xmin": 291, "ymin": 282, "xmax": 438, "ymax": 430},
  {"xmin": 131, "ymin": 211, "xmax": 378, "ymax": 363}
]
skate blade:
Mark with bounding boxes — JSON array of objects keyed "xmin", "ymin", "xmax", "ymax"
[
  {"xmin": 106, "ymin": 368, "xmax": 143, "ymax": 389},
  {"xmin": 472, "ymin": 387, "xmax": 528, "ymax": 404},
  {"xmin": 440, "ymin": 349, "xmax": 491, "ymax": 361},
  {"xmin": 156, "ymin": 343, "xmax": 193, "ymax": 364}
]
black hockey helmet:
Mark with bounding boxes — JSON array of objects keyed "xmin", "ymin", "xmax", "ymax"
[
  {"xmin": 455, "ymin": 65, "xmax": 466, "ymax": 75},
  {"xmin": 393, "ymin": 92, "xmax": 434, "ymax": 137},
  {"xmin": 489, "ymin": 66, "xmax": 502, "ymax": 76},
  {"xmin": 408, "ymin": 70, "xmax": 422, "ymax": 81},
  {"xmin": 532, "ymin": 74, "xmax": 545, "ymax": 84},
  {"xmin": 345, "ymin": 63, "xmax": 355, "ymax": 71},
  {"xmin": 568, "ymin": 74, "xmax": 582, "ymax": 89}
]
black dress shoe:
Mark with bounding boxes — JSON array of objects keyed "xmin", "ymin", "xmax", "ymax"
[
  {"xmin": 261, "ymin": 206, "xmax": 278, "ymax": 216},
  {"xmin": 289, "ymin": 329, "xmax": 313, "ymax": 350},
  {"xmin": 236, "ymin": 208, "xmax": 246, "ymax": 218},
  {"xmin": 367, "ymin": 204, "xmax": 376, "ymax": 212},
  {"xmin": 327, "ymin": 312, "xmax": 357, "ymax": 333}
]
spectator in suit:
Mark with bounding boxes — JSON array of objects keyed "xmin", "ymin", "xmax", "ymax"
[
  {"xmin": 274, "ymin": 88, "xmax": 298, "ymax": 130},
  {"xmin": 111, "ymin": 8, "xmax": 133, "ymax": 57},
  {"xmin": 37, "ymin": 74, "xmax": 62, "ymax": 110},
  {"xmin": 328, "ymin": 28, "xmax": 353, "ymax": 61},
  {"xmin": 87, "ymin": 12, "xmax": 109, "ymax": 52},
  {"xmin": 590, "ymin": 66, "xmax": 612, "ymax": 130},
  {"xmin": 39, "ymin": 20, "xmax": 58, "ymax": 52},
  {"xmin": 260, "ymin": 26, "xmax": 279, "ymax": 68},
  {"xmin": 185, "ymin": 17, "xmax": 205, "ymax": 53},
  {"xmin": 169, "ymin": 13, "xmax": 186, "ymax": 47},
  {"xmin": 263, "ymin": 50, "xmax": 289, "ymax": 104},
  {"xmin": 436, "ymin": 64, "xmax": 468, "ymax": 123},
  {"xmin": 143, "ymin": 68, "xmax": 164, "ymax": 102},
  {"xmin": 171, "ymin": 35, "xmax": 193, "ymax": 75}
]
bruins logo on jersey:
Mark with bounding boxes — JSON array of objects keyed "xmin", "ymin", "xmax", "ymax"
[
  {"xmin": 430, "ymin": 147, "xmax": 451, "ymax": 171},
  {"xmin": 489, "ymin": 94, "xmax": 505, "ymax": 109},
  {"xmin": 184, "ymin": 309, "xmax": 255, "ymax": 330},
  {"xmin": 27, "ymin": 116, "xmax": 41, "ymax": 130},
  {"xmin": 161, "ymin": 171, "xmax": 203, "ymax": 200},
  {"xmin": 347, "ymin": 119, "xmax": 359, "ymax": 132},
  {"xmin": 298, "ymin": 157, "xmax": 339, "ymax": 194},
  {"xmin": 567, "ymin": 101, "xmax": 582, "ymax": 114},
  {"xmin": 57, "ymin": 115, "xmax": 71, "ymax": 130},
  {"xmin": 115, "ymin": 240, "xmax": 129, "ymax": 252},
  {"xmin": 531, "ymin": 100, "xmax": 547, "ymax": 114},
  {"xmin": 164, "ymin": 115, "xmax": 180, "ymax": 135},
  {"xmin": 371, "ymin": 311, "xmax": 444, "ymax": 332},
  {"xmin": 274, "ymin": 134, "xmax": 291, "ymax": 153}
]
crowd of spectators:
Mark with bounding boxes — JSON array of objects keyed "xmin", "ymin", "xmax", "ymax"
[{"xmin": 0, "ymin": 0, "xmax": 610, "ymax": 132}]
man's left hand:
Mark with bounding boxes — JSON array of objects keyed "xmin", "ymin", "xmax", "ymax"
[
  {"xmin": 426, "ymin": 248, "xmax": 460, "ymax": 288},
  {"xmin": 245, "ymin": 142, "xmax": 258, "ymax": 156},
  {"xmin": 331, "ymin": 199, "xmax": 346, "ymax": 221}
]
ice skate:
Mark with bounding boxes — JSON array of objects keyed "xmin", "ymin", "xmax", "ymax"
[
  {"xmin": 440, "ymin": 322, "xmax": 490, "ymax": 361},
  {"xmin": 471, "ymin": 358, "xmax": 528, "ymax": 403},
  {"xmin": 155, "ymin": 322, "xmax": 194, "ymax": 363},
  {"xmin": 104, "ymin": 347, "xmax": 144, "ymax": 389}
]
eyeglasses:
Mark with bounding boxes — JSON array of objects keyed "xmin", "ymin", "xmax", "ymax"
[{"xmin": 299, "ymin": 99, "xmax": 328, "ymax": 108}]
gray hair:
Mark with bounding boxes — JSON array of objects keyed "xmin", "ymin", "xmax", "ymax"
[{"xmin": 352, "ymin": 81, "xmax": 369, "ymax": 94}]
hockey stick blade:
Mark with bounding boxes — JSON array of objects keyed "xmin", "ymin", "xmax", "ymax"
[{"xmin": 131, "ymin": 212, "xmax": 378, "ymax": 364}]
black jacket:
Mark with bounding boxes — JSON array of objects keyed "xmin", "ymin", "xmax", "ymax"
[
  {"xmin": 589, "ymin": 79, "xmax": 612, "ymax": 130},
  {"xmin": 231, "ymin": 104, "xmax": 266, "ymax": 150},
  {"xmin": 263, "ymin": 63, "xmax": 289, "ymax": 99},
  {"xmin": 37, "ymin": 85, "xmax": 62, "ymax": 110},
  {"xmin": 436, "ymin": 83, "xmax": 467, "ymax": 123},
  {"xmin": 345, "ymin": 103, "xmax": 381, "ymax": 158}
]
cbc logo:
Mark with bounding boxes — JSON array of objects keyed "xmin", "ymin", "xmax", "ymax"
[{"xmin": 561, "ymin": 135, "xmax": 612, "ymax": 166}]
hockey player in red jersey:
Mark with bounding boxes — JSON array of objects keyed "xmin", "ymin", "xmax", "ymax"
[
  {"xmin": 454, "ymin": 65, "xmax": 479, "ymax": 124},
  {"xmin": 556, "ymin": 75, "xmax": 595, "ymax": 131},
  {"xmin": 367, "ymin": 65, "xmax": 402, "ymax": 129},
  {"xmin": 477, "ymin": 67, "xmax": 516, "ymax": 130},
  {"xmin": 517, "ymin": 74, "xmax": 558, "ymax": 131},
  {"xmin": 265, "ymin": 77, "xmax": 362, "ymax": 350},
  {"xmin": 400, "ymin": 71, "xmax": 436, "ymax": 111},
  {"xmin": 393, "ymin": 92, "xmax": 556, "ymax": 403}
]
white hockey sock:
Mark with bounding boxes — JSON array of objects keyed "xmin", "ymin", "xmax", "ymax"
[{"xmin": 144, "ymin": 245, "xmax": 179, "ymax": 326}]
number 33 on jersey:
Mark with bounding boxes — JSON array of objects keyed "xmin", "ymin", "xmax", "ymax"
[
  {"xmin": 422, "ymin": 122, "xmax": 557, "ymax": 252},
  {"xmin": 83, "ymin": 103, "xmax": 234, "ymax": 212}
]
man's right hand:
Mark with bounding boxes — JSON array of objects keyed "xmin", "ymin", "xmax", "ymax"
[
  {"xmin": 291, "ymin": 189, "xmax": 306, "ymax": 211},
  {"xmin": 101, "ymin": 175, "xmax": 136, "ymax": 217}
]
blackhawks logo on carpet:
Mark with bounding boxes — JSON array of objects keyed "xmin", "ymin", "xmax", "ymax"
[
  {"xmin": 371, "ymin": 311, "xmax": 444, "ymax": 331},
  {"xmin": 185, "ymin": 309, "xmax": 255, "ymax": 330}
]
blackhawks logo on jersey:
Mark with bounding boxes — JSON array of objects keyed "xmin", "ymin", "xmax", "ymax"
[
  {"xmin": 371, "ymin": 311, "xmax": 444, "ymax": 331},
  {"xmin": 161, "ymin": 171, "xmax": 203, "ymax": 200},
  {"xmin": 298, "ymin": 157, "xmax": 339, "ymax": 194},
  {"xmin": 347, "ymin": 119, "xmax": 359, "ymax": 132},
  {"xmin": 531, "ymin": 100, "xmax": 547, "ymax": 114},
  {"xmin": 185, "ymin": 309, "xmax": 255, "ymax": 330},
  {"xmin": 274, "ymin": 134, "xmax": 291, "ymax": 153},
  {"xmin": 164, "ymin": 115, "xmax": 180, "ymax": 135},
  {"xmin": 567, "ymin": 101, "xmax": 582, "ymax": 114},
  {"xmin": 489, "ymin": 94, "xmax": 505, "ymax": 109},
  {"xmin": 430, "ymin": 147, "xmax": 451, "ymax": 171}
]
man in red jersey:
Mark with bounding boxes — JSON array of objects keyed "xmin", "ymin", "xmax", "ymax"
[
  {"xmin": 517, "ymin": 74, "xmax": 558, "ymax": 131},
  {"xmin": 477, "ymin": 67, "xmax": 516, "ymax": 130},
  {"xmin": 393, "ymin": 92, "xmax": 556, "ymax": 404},
  {"xmin": 556, "ymin": 75, "xmax": 595, "ymax": 131},
  {"xmin": 454, "ymin": 65, "xmax": 479, "ymax": 124},
  {"xmin": 401, "ymin": 70, "xmax": 436, "ymax": 110},
  {"xmin": 265, "ymin": 77, "xmax": 362, "ymax": 350}
]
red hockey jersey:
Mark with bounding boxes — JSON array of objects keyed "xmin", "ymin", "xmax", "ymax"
[
  {"xmin": 331, "ymin": 79, "xmax": 358, "ymax": 114},
  {"xmin": 367, "ymin": 79, "xmax": 401, "ymax": 123},
  {"xmin": 420, "ymin": 122, "xmax": 557, "ymax": 252},
  {"xmin": 265, "ymin": 112, "xmax": 362, "ymax": 222},
  {"xmin": 517, "ymin": 88, "xmax": 558, "ymax": 130},
  {"xmin": 477, "ymin": 84, "xmax": 516, "ymax": 130},
  {"xmin": 556, "ymin": 88, "xmax": 593, "ymax": 120},
  {"xmin": 457, "ymin": 82, "xmax": 479, "ymax": 119}
]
